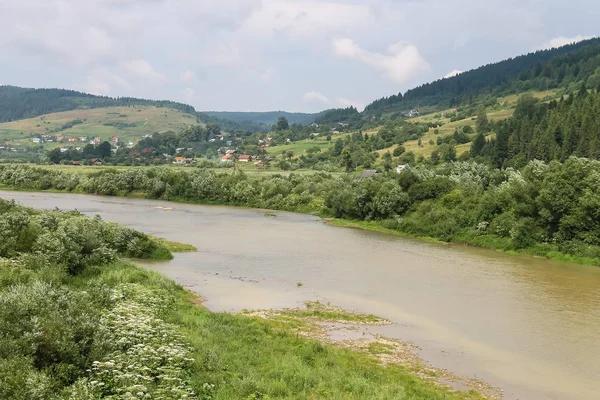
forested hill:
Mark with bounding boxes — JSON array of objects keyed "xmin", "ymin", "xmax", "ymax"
[
  {"xmin": 0, "ymin": 86, "xmax": 315, "ymax": 132},
  {"xmin": 203, "ymin": 111, "xmax": 321, "ymax": 126},
  {"xmin": 0, "ymin": 86, "xmax": 196, "ymax": 122},
  {"xmin": 364, "ymin": 37, "xmax": 600, "ymax": 114}
]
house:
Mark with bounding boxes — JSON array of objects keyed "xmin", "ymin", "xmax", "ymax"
[
  {"xmin": 395, "ymin": 164, "xmax": 410, "ymax": 174},
  {"xmin": 238, "ymin": 155, "xmax": 253, "ymax": 162},
  {"xmin": 68, "ymin": 137, "xmax": 77, "ymax": 142},
  {"xmin": 405, "ymin": 109, "xmax": 420, "ymax": 118},
  {"xmin": 128, "ymin": 140, "xmax": 134, "ymax": 147},
  {"xmin": 131, "ymin": 150, "xmax": 140, "ymax": 156},
  {"xmin": 360, "ymin": 170, "xmax": 379, "ymax": 179},
  {"xmin": 226, "ymin": 140, "xmax": 233, "ymax": 146},
  {"xmin": 209, "ymin": 138, "xmax": 216, "ymax": 143},
  {"xmin": 72, "ymin": 161, "xmax": 80, "ymax": 166},
  {"xmin": 91, "ymin": 158, "xmax": 102, "ymax": 165},
  {"xmin": 59, "ymin": 147, "xmax": 68, "ymax": 153},
  {"xmin": 310, "ymin": 132, "xmax": 320, "ymax": 138},
  {"xmin": 32, "ymin": 137, "xmax": 41, "ymax": 143},
  {"xmin": 142, "ymin": 148, "xmax": 152, "ymax": 154},
  {"xmin": 225, "ymin": 149, "xmax": 237, "ymax": 155},
  {"xmin": 176, "ymin": 147, "xmax": 185, "ymax": 154},
  {"xmin": 79, "ymin": 137, "xmax": 88, "ymax": 142},
  {"xmin": 221, "ymin": 154, "xmax": 233, "ymax": 162}
]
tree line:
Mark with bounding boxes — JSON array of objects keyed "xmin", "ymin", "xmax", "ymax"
[{"xmin": 2, "ymin": 159, "xmax": 600, "ymax": 265}]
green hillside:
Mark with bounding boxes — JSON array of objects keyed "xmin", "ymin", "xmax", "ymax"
[{"xmin": 0, "ymin": 106, "xmax": 198, "ymax": 149}]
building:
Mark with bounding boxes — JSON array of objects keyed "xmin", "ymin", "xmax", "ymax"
[
  {"xmin": 142, "ymin": 148, "xmax": 153, "ymax": 154},
  {"xmin": 238, "ymin": 155, "xmax": 253, "ymax": 162},
  {"xmin": 68, "ymin": 137, "xmax": 77, "ymax": 142},
  {"xmin": 395, "ymin": 165, "xmax": 410, "ymax": 174},
  {"xmin": 221, "ymin": 154, "xmax": 233, "ymax": 162},
  {"xmin": 32, "ymin": 137, "xmax": 41, "ymax": 143}
]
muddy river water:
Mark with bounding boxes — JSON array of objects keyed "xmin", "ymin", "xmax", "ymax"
[{"xmin": 2, "ymin": 191, "xmax": 599, "ymax": 400}]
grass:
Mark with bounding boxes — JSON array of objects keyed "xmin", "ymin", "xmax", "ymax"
[
  {"xmin": 277, "ymin": 301, "xmax": 386, "ymax": 324},
  {"xmin": 376, "ymin": 107, "xmax": 514, "ymax": 160},
  {"xmin": 0, "ymin": 106, "xmax": 198, "ymax": 148},
  {"xmin": 152, "ymin": 237, "xmax": 197, "ymax": 252},
  {"xmin": 86, "ymin": 262, "xmax": 483, "ymax": 400},
  {"xmin": 267, "ymin": 138, "xmax": 333, "ymax": 157},
  {"xmin": 368, "ymin": 342, "xmax": 396, "ymax": 355}
]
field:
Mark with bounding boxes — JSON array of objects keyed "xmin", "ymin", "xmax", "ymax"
[
  {"xmin": 0, "ymin": 106, "xmax": 198, "ymax": 148},
  {"xmin": 376, "ymin": 107, "xmax": 513, "ymax": 159},
  {"xmin": 267, "ymin": 137, "xmax": 335, "ymax": 157}
]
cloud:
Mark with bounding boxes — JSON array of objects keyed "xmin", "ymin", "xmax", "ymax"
[
  {"xmin": 183, "ymin": 87, "xmax": 196, "ymax": 99},
  {"xmin": 444, "ymin": 69, "xmax": 463, "ymax": 79},
  {"xmin": 538, "ymin": 35, "xmax": 592, "ymax": 50},
  {"xmin": 337, "ymin": 97, "xmax": 364, "ymax": 111},
  {"xmin": 261, "ymin": 67, "xmax": 275, "ymax": 83},
  {"xmin": 122, "ymin": 59, "xmax": 165, "ymax": 81},
  {"xmin": 303, "ymin": 91, "xmax": 330, "ymax": 104},
  {"xmin": 241, "ymin": 0, "xmax": 372, "ymax": 38},
  {"xmin": 332, "ymin": 38, "xmax": 429, "ymax": 84},
  {"xmin": 181, "ymin": 70, "xmax": 195, "ymax": 82},
  {"xmin": 80, "ymin": 76, "xmax": 112, "ymax": 96},
  {"xmin": 76, "ymin": 67, "xmax": 130, "ymax": 95}
]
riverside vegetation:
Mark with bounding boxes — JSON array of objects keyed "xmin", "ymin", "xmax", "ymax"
[
  {"xmin": 2, "ymin": 153, "xmax": 600, "ymax": 266},
  {"xmin": 0, "ymin": 198, "xmax": 484, "ymax": 399}
]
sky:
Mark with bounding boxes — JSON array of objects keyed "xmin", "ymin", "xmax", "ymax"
[{"xmin": 0, "ymin": 0, "xmax": 598, "ymax": 113}]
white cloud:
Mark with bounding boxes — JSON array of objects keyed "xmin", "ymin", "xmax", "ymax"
[
  {"xmin": 444, "ymin": 69, "xmax": 463, "ymax": 79},
  {"xmin": 181, "ymin": 70, "xmax": 195, "ymax": 82},
  {"xmin": 241, "ymin": 0, "xmax": 371, "ymax": 38},
  {"xmin": 538, "ymin": 35, "xmax": 592, "ymax": 50},
  {"xmin": 303, "ymin": 91, "xmax": 330, "ymax": 104},
  {"xmin": 337, "ymin": 97, "xmax": 364, "ymax": 111},
  {"xmin": 183, "ymin": 87, "xmax": 196, "ymax": 99},
  {"xmin": 332, "ymin": 38, "xmax": 429, "ymax": 84},
  {"xmin": 122, "ymin": 59, "xmax": 165, "ymax": 81},
  {"xmin": 80, "ymin": 76, "xmax": 112, "ymax": 96},
  {"xmin": 76, "ymin": 67, "xmax": 130, "ymax": 95},
  {"xmin": 261, "ymin": 67, "xmax": 275, "ymax": 83}
]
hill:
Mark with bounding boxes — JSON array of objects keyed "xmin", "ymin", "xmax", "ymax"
[
  {"xmin": 203, "ymin": 111, "xmax": 320, "ymax": 126},
  {"xmin": 0, "ymin": 85, "xmax": 270, "ymax": 134},
  {"xmin": 0, "ymin": 86, "xmax": 196, "ymax": 123},
  {"xmin": 0, "ymin": 106, "xmax": 198, "ymax": 149},
  {"xmin": 363, "ymin": 37, "xmax": 600, "ymax": 116}
]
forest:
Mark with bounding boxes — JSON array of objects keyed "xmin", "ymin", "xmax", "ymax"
[{"xmin": 362, "ymin": 37, "xmax": 600, "ymax": 115}]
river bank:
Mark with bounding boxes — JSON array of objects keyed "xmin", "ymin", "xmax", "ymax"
[
  {"xmin": 0, "ymin": 197, "xmax": 485, "ymax": 399},
  {"xmin": 2, "ymin": 184, "xmax": 599, "ymax": 268},
  {"xmin": 3, "ymin": 190, "xmax": 600, "ymax": 400}
]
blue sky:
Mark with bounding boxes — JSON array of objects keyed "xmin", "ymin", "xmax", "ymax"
[{"xmin": 1, "ymin": 0, "xmax": 598, "ymax": 112}]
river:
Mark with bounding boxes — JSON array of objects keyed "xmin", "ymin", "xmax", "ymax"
[{"xmin": 2, "ymin": 190, "xmax": 599, "ymax": 400}]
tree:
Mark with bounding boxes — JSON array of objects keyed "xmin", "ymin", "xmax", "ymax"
[
  {"xmin": 470, "ymin": 133, "xmax": 486, "ymax": 156},
  {"xmin": 98, "ymin": 141, "xmax": 112, "ymax": 158},
  {"xmin": 393, "ymin": 146, "xmax": 406, "ymax": 157},
  {"xmin": 440, "ymin": 143, "xmax": 456, "ymax": 162},
  {"xmin": 382, "ymin": 152, "xmax": 392, "ymax": 171},
  {"xmin": 48, "ymin": 148, "xmax": 62, "ymax": 164},
  {"xmin": 276, "ymin": 116, "xmax": 289, "ymax": 131},
  {"xmin": 341, "ymin": 149, "xmax": 354, "ymax": 172},
  {"xmin": 332, "ymin": 138, "xmax": 344, "ymax": 156},
  {"xmin": 476, "ymin": 109, "xmax": 490, "ymax": 133}
]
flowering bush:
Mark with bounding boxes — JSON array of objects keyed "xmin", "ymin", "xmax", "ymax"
[{"xmin": 68, "ymin": 284, "xmax": 197, "ymax": 399}]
